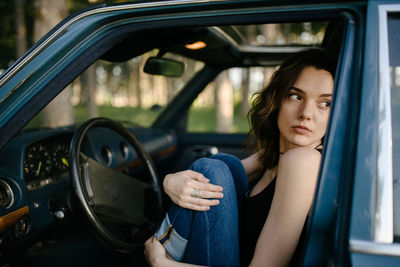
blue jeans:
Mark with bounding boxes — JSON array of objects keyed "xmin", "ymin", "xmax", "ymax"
[{"xmin": 155, "ymin": 153, "xmax": 248, "ymax": 267}]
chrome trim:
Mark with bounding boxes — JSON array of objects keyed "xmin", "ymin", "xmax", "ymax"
[
  {"xmin": 0, "ymin": 0, "xmax": 226, "ymax": 88},
  {"xmin": 0, "ymin": 179, "xmax": 14, "ymax": 209},
  {"xmin": 350, "ymin": 239, "xmax": 400, "ymax": 257},
  {"xmin": 375, "ymin": 4, "xmax": 400, "ymax": 244},
  {"xmin": 239, "ymin": 45, "xmax": 308, "ymax": 53}
]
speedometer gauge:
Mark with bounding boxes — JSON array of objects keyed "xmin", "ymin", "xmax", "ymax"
[
  {"xmin": 52, "ymin": 144, "xmax": 69, "ymax": 172},
  {"xmin": 23, "ymin": 136, "xmax": 71, "ymax": 190},
  {"xmin": 24, "ymin": 143, "xmax": 52, "ymax": 182}
]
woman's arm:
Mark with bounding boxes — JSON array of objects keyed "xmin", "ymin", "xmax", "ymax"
[
  {"xmin": 145, "ymin": 237, "xmax": 206, "ymax": 267},
  {"xmin": 163, "ymin": 170, "xmax": 224, "ymax": 211},
  {"xmin": 163, "ymin": 152, "xmax": 259, "ymax": 211},
  {"xmin": 249, "ymin": 147, "xmax": 321, "ymax": 267}
]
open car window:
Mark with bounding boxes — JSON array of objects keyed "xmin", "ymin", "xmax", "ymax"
[
  {"xmin": 186, "ymin": 22, "xmax": 328, "ymax": 134},
  {"xmin": 24, "ymin": 50, "xmax": 203, "ymax": 129},
  {"xmin": 187, "ymin": 66, "xmax": 274, "ymax": 133},
  {"xmin": 22, "ymin": 21, "xmax": 329, "ymax": 133}
]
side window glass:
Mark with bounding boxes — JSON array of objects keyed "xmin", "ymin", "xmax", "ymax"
[
  {"xmin": 187, "ymin": 67, "xmax": 275, "ymax": 133},
  {"xmin": 186, "ymin": 21, "xmax": 328, "ymax": 134},
  {"xmin": 24, "ymin": 51, "xmax": 203, "ymax": 129},
  {"xmin": 388, "ymin": 13, "xmax": 400, "ymax": 241}
]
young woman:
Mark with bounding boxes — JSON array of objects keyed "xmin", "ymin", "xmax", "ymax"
[{"xmin": 144, "ymin": 48, "xmax": 336, "ymax": 267}]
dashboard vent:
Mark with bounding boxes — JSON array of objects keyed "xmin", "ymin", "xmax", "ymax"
[
  {"xmin": 0, "ymin": 179, "xmax": 14, "ymax": 209},
  {"xmin": 101, "ymin": 146, "xmax": 112, "ymax": 166}
]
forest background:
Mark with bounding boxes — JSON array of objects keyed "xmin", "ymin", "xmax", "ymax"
[{"xmin": 0, "ymin": 0, "xmax": 325, "ymax": 133}]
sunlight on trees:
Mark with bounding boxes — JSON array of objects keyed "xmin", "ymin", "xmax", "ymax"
[{"xmin": 2, "ymin": 1, "xmax": 327, "ymax": 132}]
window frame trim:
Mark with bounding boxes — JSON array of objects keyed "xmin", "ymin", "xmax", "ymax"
[
  {"xmin": 375, "ymin": 3, "xmax": 400, "ymax": 244},
  {"xmin": 350, "ymin": 239, "xmax": 400, "ymax": 257}
]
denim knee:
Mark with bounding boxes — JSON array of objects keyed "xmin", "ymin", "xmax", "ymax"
[
  {"xmin": 210, "ymin": 153, "xmax": 248, "ymax": 200},
  {"xmin": 190, "ymin": 157, "xmax": 232, "ymax": 186},
  {"xmin": 211, "ymin": 153, "xmax": 242, "ymax": 167}
]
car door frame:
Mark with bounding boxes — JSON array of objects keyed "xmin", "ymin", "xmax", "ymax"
[
  {"xmin": 349, "ymin": 1, "xmax": 400, "ymax": 266},
  {"xmin": 0, "ymin": 1, "xmax": 365, "ymax": 265}
]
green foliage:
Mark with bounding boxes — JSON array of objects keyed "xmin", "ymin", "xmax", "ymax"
[
  {"xmin": 26, "ymin": 104, "xmax": 249, "ymax": 133},
  {"xmin": 0, "ymin": 0, "xmax": 122, "ymax": 70},
  {"xmin": 188, "ymin": 104, "xmax": 249, "ymax": 133},
  {"xmin": 0, "ymin": 1, "xmax": 16, "ymax": 69},
  {"xmin": 68, "ymin": 0, "xmax": 119, "ymax": 13},
  {"xmin": 188, "ymin": 107, "xmax": 216, "ymax": 132}
]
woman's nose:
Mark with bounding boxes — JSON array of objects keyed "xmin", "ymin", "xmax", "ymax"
[{"xmin": 298, "ymin": 102, "xmax": 313, "ymax": 120}]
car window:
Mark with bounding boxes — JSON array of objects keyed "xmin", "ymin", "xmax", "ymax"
[
  {"xmin": 187, "ymin": 67, "xmax": 275, "ymax": 133},
  {"xmin": 24, "ymin": 50, "xmax": 203, "ymax": 129},
  {"xmin": 389, "ymin": 13, "xmax": 400, "ymax": 241},
  {"xmin": 186, "ymin": 21, "xmax": 328, "ymax": 134}
]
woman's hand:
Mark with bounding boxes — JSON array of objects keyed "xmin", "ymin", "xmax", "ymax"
[
  {"xmin": 163, "ymin": 170, "xmax": 223, "ymax": 211},
  {"xmin": 144, "ymin": 237, "xmax": 205, "ymax": 267},
  {"xmin": 144, "ymin": 237, "xmax": 168, "ymax": 267}
]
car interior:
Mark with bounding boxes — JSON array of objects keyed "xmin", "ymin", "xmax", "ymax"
[{"xmin": 0, "ymin": 8, "xmax": 347, "ymax": 267}]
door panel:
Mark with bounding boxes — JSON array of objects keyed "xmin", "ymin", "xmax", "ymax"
[{"xmin": 172, "ymin": 132, "xmax": 248, "ymax": 172}]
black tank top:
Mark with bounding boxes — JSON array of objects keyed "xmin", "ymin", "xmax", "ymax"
[
  {"xmin": 239, "ymin": 149, "xmax": 321, "ymax": 266},
  {"xmin": 239, "ymin": 178, "xmax": 276, "ymax": 266}
]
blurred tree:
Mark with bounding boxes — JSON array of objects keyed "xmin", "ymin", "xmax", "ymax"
[
  {"xmin": 15, "ymin": 0, "xmax": 27, "ymax": 58},
  {"xmin": 128, "ymin": 58, "xmax": 141, "ymax": 107},
  {"xmin": 215, "ymin": 71, "xmax": 233, "ymax": 133},
  {"xmin": 70, "ymin": 0, "xmax": 114, "ymax": 119},
  {"xmin": 263, "ymin": 24, "xmax": 281, "ymax": 44},
  {"xmin": 34, "ymin": 0, "xmax": 74, "ymax": 127},
  {"xmin": 80, "ymin": 64, "xmax": 99, "ymax": 118},
  {"xmin": 240, "ymin": 25, "xmax": 256, "ymax": 117},
  {"xmin": 0, "ymin": 1, "xmax": 16, "ymax": 70}
]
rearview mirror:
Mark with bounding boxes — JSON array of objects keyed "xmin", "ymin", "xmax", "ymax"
[{"xmin": 143, "ymin": 57, "xmax": 184, "ymax": 77}]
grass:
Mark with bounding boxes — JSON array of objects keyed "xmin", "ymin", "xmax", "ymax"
[
  {"xmin": 188, "ymin": 106, "xmax": 249, "ymax": 133},
  {"xmin": 26, "ymin": 104, "xmax": 250, "ymax": 133}
]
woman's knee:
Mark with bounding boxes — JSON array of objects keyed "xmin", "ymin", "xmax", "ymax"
[
  {"xmin": 190, "ymin": 157, "xmax": 232, "ymax": 186},
  {"xmin": 210, "ymin": 153, "xmax": 248, "ymax": 194},
  {"xmin": 211, "ymin": 153, "xmax": 242, "ymax": 167}
]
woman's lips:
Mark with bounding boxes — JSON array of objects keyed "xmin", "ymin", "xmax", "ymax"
[{"xmin": 292, "ymin": 125, "xmax": 311, "ymax": 134}]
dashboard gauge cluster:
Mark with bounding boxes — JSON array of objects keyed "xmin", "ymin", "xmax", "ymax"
[{"xmin": 23, "ymin": 136, "xmax": 70, "ymax": 190}]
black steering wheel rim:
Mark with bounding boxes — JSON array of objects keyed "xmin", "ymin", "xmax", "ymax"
[{"xmin": 69, "ymin": 117, "xmax": 163, "ymax": 253}]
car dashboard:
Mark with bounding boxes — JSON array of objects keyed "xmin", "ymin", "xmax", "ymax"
[{"xmin": 0, "ymin": 125, "xmax": 177, "ymax": 257}]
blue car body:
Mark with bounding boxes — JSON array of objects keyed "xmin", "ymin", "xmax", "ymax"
[{"xmin": 0, "ymin": 0, "xmax": 399, "ymax": 266}]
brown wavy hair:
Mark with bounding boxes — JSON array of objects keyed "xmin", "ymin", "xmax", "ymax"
[{"xmin": 247, "ymin": 48, "xmax": 337, "ymax": 171}]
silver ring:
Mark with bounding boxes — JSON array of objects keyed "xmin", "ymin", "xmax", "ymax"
[{"xmin": 191, "ymin": 188, "xmax": 201, "ymax": 198}]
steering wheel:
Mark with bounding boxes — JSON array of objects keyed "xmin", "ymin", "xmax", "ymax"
[{"xmin": 69, "ymin": 117, "xmax": 163, "ymax": 253}]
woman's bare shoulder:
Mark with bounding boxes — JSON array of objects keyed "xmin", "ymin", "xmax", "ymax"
[
  {"xmin": 280, "ymin": 147, "xmax": 321, "ymax": 166},
  {"xmin": 277, "ymin": 147, "xmax": 321, "ymax": 184}
]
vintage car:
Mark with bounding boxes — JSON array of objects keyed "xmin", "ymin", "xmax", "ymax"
[{"xmin": 0, "ymin": 0, "xmax": 399, "ymax": 266}]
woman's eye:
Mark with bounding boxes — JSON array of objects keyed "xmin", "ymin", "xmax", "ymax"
[
  {"xmin": 288, "ymin": 94, "xmax": 301, "ymax": 101},
  {"xmin": 320, "ymin": 100, "xmax": 331, "ymax": 108}
]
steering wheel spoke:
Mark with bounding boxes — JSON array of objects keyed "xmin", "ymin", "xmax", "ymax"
[
  {"xmin": 83, "ymin": 157, "xmax": 151, "ymax": 226},
  {"xmin": 69, "ymin": 118, "xmax": 163, "ymax": 253}
]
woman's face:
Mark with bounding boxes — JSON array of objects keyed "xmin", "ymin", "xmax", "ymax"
[{"xmin": 277, "ymin": 66, "xmax": 334, "ymax": 152}]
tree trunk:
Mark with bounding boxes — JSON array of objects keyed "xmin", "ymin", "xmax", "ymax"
[
  {"xmin": 215, "ymin": 71, "xmax": 233, "ymax": 133},
  {"xmin": 129, "ymin": 60, "xmax": 141, "ymax": 107},
  {"xmin": 81, "ymin": 64, "xmax": 98, "ymax": 118},
  {"xmin": 34, "ymin": 0, "xmax": 74, "ymax": 127},
  {"xmin": 139, "ymin": 54, "xmax": 152, "ymax": 107},
  {"xmin": 241, "ymin": 69, "xmax": 250, "ymax": 117},
  {"xmin": 240, "ymin": 25, "xmax": 256, "ymax": 117},
  {"xmin": 15, "ymin": 0, "xmax": 27, "ymax": 58},
  {"xmin": 263, "ymin": 24, "xmax": 280, "ymax": 45}
]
